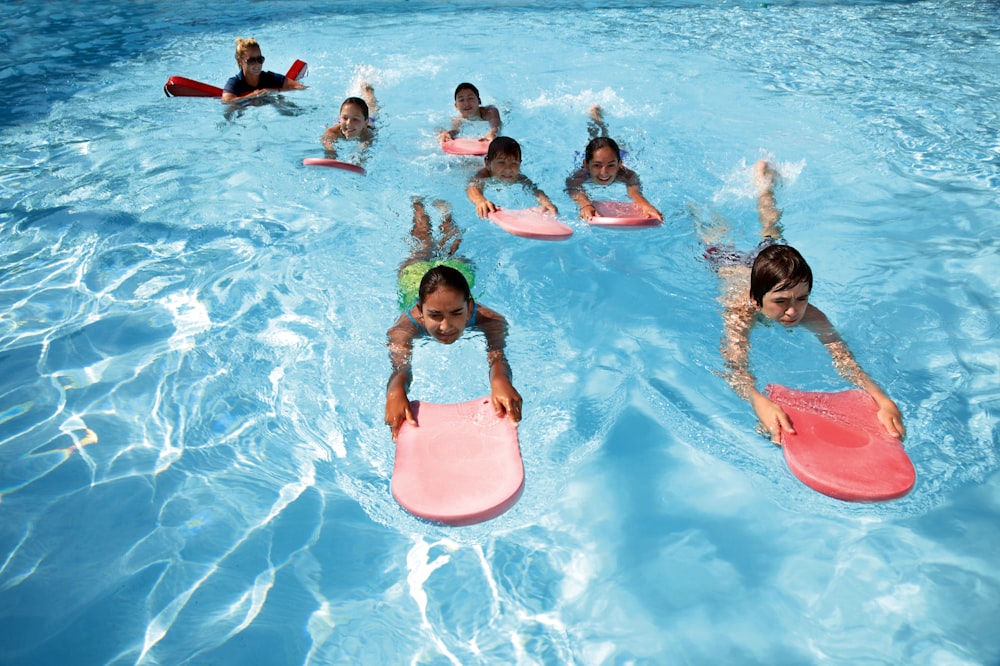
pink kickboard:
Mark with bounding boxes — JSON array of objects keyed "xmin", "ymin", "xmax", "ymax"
[
  {"xmin": 441, "ymin": 138, "xmax": 490, "ymax": 156},
  {"xmin": 302, "ymin": 157, "xmax": 366, "ymax": 175},
  {"xmin": 767, "ymin": 384, "xmax": 915, "ymax": 502},
  {"xmin": 488, "ymin": 207, "xmax": 573, "ymax": 240},
  {"xmin": 392, "ymin": 397, "xmax": 524, "ymax": 526},
  {"xmin": 589, "ymin": 201, "xmax": 661, "ymax": 228}
]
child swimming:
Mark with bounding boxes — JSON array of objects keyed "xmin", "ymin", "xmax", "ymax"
[
  {"xmin": 221, "ymin": 37, "xmax": 305, "ymax": 103},
  {"xmin": 565, "ymin": 105, "xmax": 663, "ymax": 222},
  {"xmin": 714, "ymin": 160, "xmax": 905, "ymax": 444},
  {"xmin": 438, "ymin": 82, "xmax": 502, "ymax": 144},
  {"xmin": 321, "ymin": 83, "xmax": 378, "ymax": 158},
  {"xmin": 385, "ymin": 198, "xmax": 522, "ymax": 440},
  {"xmin": 466, "ymin": 137, "xmax": 558, "ymax": 219}
]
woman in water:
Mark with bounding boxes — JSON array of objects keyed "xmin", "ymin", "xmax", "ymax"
[{"xmin": 221, "ymin": 37, "xmax": 305, "ymax": 103}]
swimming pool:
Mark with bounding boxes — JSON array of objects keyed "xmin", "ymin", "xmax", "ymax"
[{"xmin": 1, "ymin": 0, "xmax": 998, "ymax": 663}]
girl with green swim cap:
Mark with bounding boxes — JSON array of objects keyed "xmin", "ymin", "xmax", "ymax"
[{"xmin": 385, "ymin": 198, "xmax": 521, "ymax": 441}]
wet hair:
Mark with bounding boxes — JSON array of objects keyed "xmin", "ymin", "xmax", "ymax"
[
  {"xmin": 486, "ymin": 136, "xmax": 521, "ymax": 162},
  {"xmin": 234, "ymin": 37, "xmax": 261, "ymax": 62},
  {"xmin": 584, "ymin": 136, "xmax": 622, "ymax": 163},
  {"xmin": 454, "ymin": 82, "xmax": 480, "ymax": 100},
  {"xmin": 750, "ymin": 244, "xmax": 813, "ymax": 307},
  {"xmin": 418, "ymin": 265, "xmax": 472, "ymax": 304},
  {"xmin": 340, "ymin": 96, "xmax": 370, "ymax": 120}
]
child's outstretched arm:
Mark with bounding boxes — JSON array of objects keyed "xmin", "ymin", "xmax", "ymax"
[
  {"xmin": 624, "ymin": 172, "xmax": 663, "ymax": 221},
  {"xmin": 566, "ymin": 170, "xmax": 597, "ymax": 220},
  {"xmin": 477, "ymin": 306, "xmax": 522, "ymax": 424},
  {"xmin": 385, "ymin": 315, "xmax": 419, "ymax": 440},
  {"xmin": 482, "ymin": 105, "xmax": 502, "ymax": 141},
  {"xmin": 466, "ymin": 170, "xmax": 497, "ymax": 219},
  {"xmin": 438, "ymin": 117, "xmax": 461, "ymax": 143},
  {"xmin": 804, "ymin": 307, "xmax": 906, "ymax": 439},
  {"xmin": 521, "ymin": 176, "xmax": 558, "ymax": 215},
  {"xmin": 722, "ymin": 301, "xmax": 796, "ymax": 444},
  {"xmin": 321, "ymin": 126, "xmax": 340, "ymax": 156}
]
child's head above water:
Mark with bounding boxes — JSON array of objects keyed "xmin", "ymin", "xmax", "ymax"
[
  {"xmin": 340, "ymin": 96, "xmax": 370, "ymax": 120},
  {"xmin": 337, "ymin": 96, "xmax": 370, "ymax": 138},
  {"xmin": 484, "ymin": 137, "xmax": 522, "ymax": 182},
  {"xmin": 584, "ymin": 136, "xmax": 621, "ymax": 163},
  {"xmin": 486, "ymin": 136, "xmax": 521, "ymax": 162},
  {"xmin": 417, "ymin": 265, "xmax": 474, "ymax": 345},
  {"xmin": 583, "ymin": 136, "xmax": 623, "ymax": 186},
  {"xmin": 454, "ymin": 82, "xmax": 480, "ymax": 101},
  {"xmin": 418, "ymin": 265, "xmax": 472, "ymax": 302},
  {"xmin": 453, "ymin": 82, "xmax": 484, "ymax": 117},
  {"xmin": 750, "ymin": 244, "xmax": 814, "ymax": 325}
]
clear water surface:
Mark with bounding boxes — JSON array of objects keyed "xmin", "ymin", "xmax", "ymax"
[{"xmin": 1, "ymin": 1, "xmax": 998, "ymax": 664}]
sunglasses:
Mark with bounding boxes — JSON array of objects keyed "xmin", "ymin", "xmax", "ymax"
[{"xmin": 244, "ymin": 56, "xmax": 265, "ymax": 64}]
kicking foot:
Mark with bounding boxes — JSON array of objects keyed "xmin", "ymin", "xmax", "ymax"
[{"xmin": 753, "ymin": 160, "xmax": 778, "ymax": 192}]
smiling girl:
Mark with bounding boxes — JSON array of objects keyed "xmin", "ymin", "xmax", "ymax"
[
  {"xmin": 321, "ymin": 83, "xmax": 378, "ymax": 158},
  {"xmin": 565, "ymin": 105, "xmax": 662, "ymax": 221}
]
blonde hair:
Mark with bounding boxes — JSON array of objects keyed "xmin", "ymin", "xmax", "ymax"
[{"xmin": 234, "ymin": 37, "xmax": 260, "ymax": 62}]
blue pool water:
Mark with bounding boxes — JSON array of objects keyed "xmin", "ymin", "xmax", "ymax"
[{"xmin": 1, "ymin": 1, "xmax": 998, "ymax": 664}]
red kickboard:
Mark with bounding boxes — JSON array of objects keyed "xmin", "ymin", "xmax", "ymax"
[
  {"xmin": 488, "ymin": 207, "xmax": 573, "ymax": 240},
  {"xmin": 441, "ymin": 138, "xmax": 490, "ymax": 156},
  {"xmin": 589, "ymin": 201, "xmax": 661, "ymax": 228},
  {"xmin": 302, "ymin": 157, "xmax": 366, "ymax": 175},
  {"xmin": 164, "ymin": 60, "xmax": 307, "ymax": 98},
  {"xmin": 392, "ymin": 397, "xmax": 524, "ymax": 526},
  {"xmin": 767, "ymin": 384, "xmax": 915, "ymax": 502}
]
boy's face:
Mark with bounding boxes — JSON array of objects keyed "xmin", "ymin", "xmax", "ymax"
[
  {"xmin": 339, "ymin": 104, "xmax": 367, "ymax": 138},
  {"xmin": 759, "ymin": 281, "xmax": 811, "ymax": 327},
  {"xmin": 454, "ymin": 89, "xmax": 481, "ymax": 117},
  {"xmin": 585, "ymin": 146, "xmax": 621, "ymax": 185},
  {"xmin": 486, "ymin": 154, "xmax": 521, "ymax": 182}
]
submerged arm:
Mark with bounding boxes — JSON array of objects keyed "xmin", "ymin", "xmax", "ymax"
[
  {"xmin": 623, "ymin": 171, "xmax": 663, "ymax": 221},
  {"xmin": 476, "ymin": 306, "xmax": 522, "ymax": 424},
  {"xmin": 466, "ymin": 170, "xmax": 496, "ymax": 218},
  {"xmin": 385, "ymin": 315, "xmax": 418, "ymax": 440},
  {"xmin": 721, "ymin": 302, "xmax": 795, "ymax": 444},
  {"xmin": 521, "ymin": 175, "xmax": 558, "ymax": 215},
  {"xmin": 565, "ymin": 170, "xmax": 597, "ymax": 220},
  {"xmin": 806, "ymin": 307, "xmax": 905, "ymax": 438},
  {"xmin": 483, "ymin": 105, "xmax": 502, "ymax": 140},
  {"xmin": 321, "ymin": 125, "xmax": 341, "ymax": 155}
]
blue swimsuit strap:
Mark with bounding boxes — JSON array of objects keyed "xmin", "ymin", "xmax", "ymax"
[
  {"xmin": 406, "ymin": 306, "xmax": 422, "ymax": 332},
  {"xmin": 405, "ymin": 300, "xmax": 477, "ymax": 332}
]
